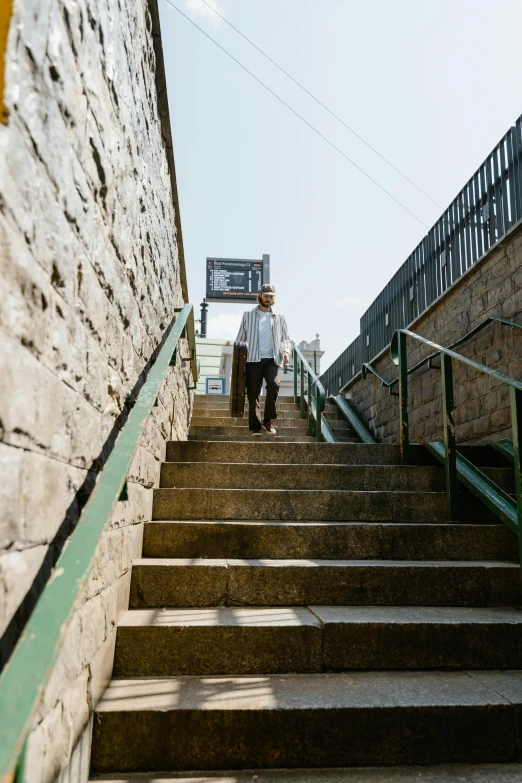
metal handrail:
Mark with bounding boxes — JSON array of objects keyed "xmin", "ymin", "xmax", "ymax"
[
  {"xmin": 390, "ymin": 327, "xmax": 522, "ymax": 537},
  {"xmin": 293, "ymin": 344, "xmax": 326, "ymax": 442},
  {"xmin": 320, "ymin": 115, "xmax": 522, "ymax": 397},
  {"xmin": 363, "ymin": 317, "xmax": 522, "ymax": 395},
  {"xmin": 0, "ymin": 304, "xmax": 198, "ymax": 781}
]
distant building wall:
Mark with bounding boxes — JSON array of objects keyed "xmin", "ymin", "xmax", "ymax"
[
  {"xmin": 344, "ymin": 219, "xmax": 522, "ymax": 444},
  {"xmin": 195, "ymin": 336, "xmax": 232, "ymax": 394},
  {"xmin": 0, "ymin": 1, "xmax": 191, "ymax": 780}
]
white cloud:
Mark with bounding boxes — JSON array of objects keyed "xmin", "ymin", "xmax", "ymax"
[
  {"xmin": 206, "ymin": 312, "xmax": 242, "ymax": 339},
  {"xmin": 183, "ymin": 0, "xmax": 225, "ymax": 25}
]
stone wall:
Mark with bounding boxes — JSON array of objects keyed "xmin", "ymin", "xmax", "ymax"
[
  {"xmin": 0, "ymin": 0, "xmax": 192, "ymax": 780},
  {"xmin": 344, "ymin": 219, "xmax": 522, "ymax": 445}
]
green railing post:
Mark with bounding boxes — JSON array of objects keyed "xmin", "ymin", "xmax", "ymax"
[
  {"xmin": 293, "ymin": 343, "xmax": 328, "ymax": 442},
  {"xmin": 510, "ymin": 386, "xmax": 522, "ymax": 573},
  {"xmin": 307, "ymin": 370, "xmax": 313, "ymax": 435},
  {"xmin": 441, "ymin": 351, "xmax": 458, "ymax": 521},
  {"xmin": 300, "ymin": 359, "xmax": 305, "ymax": 419},
  {"xmin": 316, "ymin": 386, "xmax": 323, "ymax": 442},
  {"xmin": 397, "ymin": 331, "xmax": 410, "ymax": 463},
  {"xmin": 293, "ymin": 346, "xmax": 298, "ymax": 403}
]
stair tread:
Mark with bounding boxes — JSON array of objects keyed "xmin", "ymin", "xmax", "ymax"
[
  {"xmin": 146, "ymin": 519, "xmax": 492, "ymax": 526},
  {"xmin": 310, "ymin": 605, "xmax": 522, "ymax": 624},
  {"xmin": 95, "ymin": 670, "xmax": 520, "ymax": 712},
  {"xmin": 189, "ymin": 433, "xmax": 315, "ymax": 443},
  {"xmin": 120, "ymin": 605, "xmax": 522, "ymax": 628},
  {"xmin": 88, "ymin": 763, "xmax": 522, "ymax": 782},
  {"xmin": 133, "ymin": 557, "xmax": 517, "ymax": 567},
  {"xmin": 119, "ymin": 606, "xmax": 321, "ymax": 628}
]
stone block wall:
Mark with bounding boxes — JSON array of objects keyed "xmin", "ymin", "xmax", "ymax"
[
  {"xmin": 0, "ymin": 0, "xmax": 192, "ymax": 780},
  {"xmin": 344, "ymin": 219, "xmax": 522, "ymax": 445}
]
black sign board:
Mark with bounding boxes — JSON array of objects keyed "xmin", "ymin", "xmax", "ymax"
[{"xmin": 206, "ymin": 256, "xmax": 269, "ymax": 303}]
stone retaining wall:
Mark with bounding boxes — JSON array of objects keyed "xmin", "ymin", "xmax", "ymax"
[
  {"xmin": 0, "ymin": 0, "xmax": 191, "ymax": 780},
  {"xmin": 344, "ymin": 219, "xmax": 522, "ymax": 445}
]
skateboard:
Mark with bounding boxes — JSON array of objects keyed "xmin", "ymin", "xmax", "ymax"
[{"xmin": 230, "ymin": 341, "xmax": 248, "ymax": 417}]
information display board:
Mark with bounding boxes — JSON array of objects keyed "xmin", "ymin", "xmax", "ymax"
[{"xmin": 206, "ymin": 257, "xmax": 269, "ymax": 303}]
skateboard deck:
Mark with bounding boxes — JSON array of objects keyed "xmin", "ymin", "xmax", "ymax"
[{"xmin": 230, "ymin": 341, "xmax": 248, "ymax": 417}]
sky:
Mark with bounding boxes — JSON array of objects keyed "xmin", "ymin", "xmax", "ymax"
[{"xmin": 158, "ymin": 0, "xmax": 522, "ymax": 371}]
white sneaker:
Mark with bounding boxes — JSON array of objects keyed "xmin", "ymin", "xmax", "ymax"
[{"xmin": 262, "ymin": 420, "xmax": 277, "ymax": 435}]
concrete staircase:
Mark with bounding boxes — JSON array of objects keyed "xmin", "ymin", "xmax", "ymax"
[
  {"xmin": 90, "ymin": 395, "xmax": 522, "ymax": 780},
  {"xmin": 188, "ymin": 397, "xmax": 360, "ymax": 442}
]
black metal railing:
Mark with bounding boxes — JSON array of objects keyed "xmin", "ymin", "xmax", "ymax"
[{"xmin": 321, "ymin": 115, "xmax": 522, "ymax": 396}]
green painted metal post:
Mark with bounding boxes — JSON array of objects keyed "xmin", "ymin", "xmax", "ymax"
[
  {"xmin": 397, "ymin": 331, "xmax": 410, "ymax": 463},
  {"xmin": 307, "ymin": 370, "xmax": 313, "ymax": 435},
  {"xmin": 300, "ymin": 359, "xmax": 305, "ymax": 419},
  {"xmin": 510, "ymin": 386, "xmax": 522, "ymax": 574},
  {"xmin": 316, "ymin": 387, "xmax": 323, "ymax": 442},
  {"xmin": 441, "ymin": 351, "xmax": 458, "ymax": 521},
  {"xmin": 293, "ymin": 346, "xmax": 298, "ymax": 403}
]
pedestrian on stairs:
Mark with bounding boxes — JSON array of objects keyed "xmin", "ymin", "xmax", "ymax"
[{"xmin": 235, "ymin": 283, "xmax": 291, "ymax": 435}]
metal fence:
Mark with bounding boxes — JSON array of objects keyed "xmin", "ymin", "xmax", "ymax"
[{"xmin": 321, "ymin": 115, "xmax": 522, "ymax": 397}]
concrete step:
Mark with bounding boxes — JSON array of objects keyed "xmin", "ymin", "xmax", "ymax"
[
  {"xmin": 190, "ymin": 416, "xmax": 356, "ymax": 430},
  {"xmin": 188, "ymin": 434, "xmax": 317, "ymax": 442},
  {"xmin": 91, "ymin": 670, "xmax": 522, "ymax": 771},
  {"xmin": 193, "ymin": 400, "xmax": 301, "ymax": 412},
  {"xmin": 159, "ymin": 463, "xmax": 515, "ymax": 493},
  {"xmin": 113, "ymin": 606, "xmax": 323, "ymax": 676},
  {"xmin": 113, "ymin": 606, "xmax": 522, "ymax": 677},
  {"xmin": 315, "ymin": 605, "xmax": 522, "ymax": 670},
  {"xmin": 166, "ymin": 442, "xmax": 435, "ymax": 465},
  {"xmin": 142, "ymin": 521, "xmax": 518, "ymax": 561},
  {"xmin": 88, "ymin": 763, "xmax": 522, "ymax": 782},
  {"xmin": 160, "ymin": 463, "xmax": 452, "ymax": 491},
  {"xmin": 151, "ymin": 488, "xmax": 448, "ymax": 522},
  {"xmin": 192, "ymin": 410, "xmax": 303, "ymax": 421},
  {"xmin": 129, "ymin": 559, "xmax": 521, "ymax": 608},
  {"xmin": 189, "ymin": 425, "xmax": 310, "ymax": 437}
]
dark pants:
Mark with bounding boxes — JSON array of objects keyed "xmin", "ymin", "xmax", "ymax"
[{"xmin": 246, "ymin": 359, "xmax": 280, "ymax": 431}]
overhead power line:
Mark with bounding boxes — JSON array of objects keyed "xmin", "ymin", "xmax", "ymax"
[
  {"xmin": 198, "ymin": 0, "xmax": 442, "ymax": 210},
  {"xmin": 163, "ymin": 0, "xmax": 430, "ymax": 228}
]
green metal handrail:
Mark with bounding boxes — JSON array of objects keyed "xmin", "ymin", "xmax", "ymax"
[
  {"xmin": 362, "ymin": 317, "xmax": 522, "ymax": 395},
  {"xmin": 293, "ymin": 344, "xmax": 327, "ymax": 442},
  {"xmin": 0, "ymin": 304, "xmax": 198, "ymax": 781},
  {"xmin": 390, "ymin": 328, "xmax": 522, "ymax": 546}
]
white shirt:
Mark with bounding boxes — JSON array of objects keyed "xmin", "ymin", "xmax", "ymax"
[{"xmin": 258, "ymin": 311, "xmax": 273, "ymax": 359}]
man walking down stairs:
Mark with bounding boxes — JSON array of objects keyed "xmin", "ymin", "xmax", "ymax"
[{"xmin": 89, "ymin": 394, "xmax": 522, "ymax": 780}]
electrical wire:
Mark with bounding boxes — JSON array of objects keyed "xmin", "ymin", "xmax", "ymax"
[
  {"xmin": 163, "ymin": 0, "xmax": 430, "ymax": 228},
  {"xmin": 198, "ymin": 0, "xmax": 442, "ymax": 210}
]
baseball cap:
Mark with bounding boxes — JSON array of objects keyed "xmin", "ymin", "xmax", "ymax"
[{"xmin": 260, "ymin": 284, "xmax": 276, "ymax": 295}]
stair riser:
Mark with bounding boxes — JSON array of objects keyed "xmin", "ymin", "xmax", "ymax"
[
  {"xmin": 160, "ymin": 465, "xmax": 514, "ymax": 493},
  {"xmin": 192, "ymin": 407, "xmax": 348, "ymax": 417},
  {"xmin": 324, "ymin": 623, "xmax": 522, "ymax": 670},
  {"xmin": 160, "ymin": 464, "xmax": 450, "ymax": 492},
  {"xmin": 142, "ymin": 522, "xmax": 518, "ymax": 561},
  {"xmin": 188, "ymin": 434, "xmax": 318, "ymax": 442},
  {"xmin": 189, "ymin": 426, "xmax": 310, "ymax": 437},
  {"xmin": 152, "ymin": 489, "xmax": 449, "ymax": 522},
  {"xmin": 113, "ymin": 622, "xmax": 522, "ymax": 677},
  {"xmin": 166, "ymin": 442, "xmax": 432, "ymax": 465},
  {"xmin": 190, "ymin": 418, "xmax": 355, "ymax": 431},
  {"xmin": 114, "ymin": 625, "xmax": 323, "ymax": 677},
  {"xmin": 129, "ymin": 563, "xmax": 521, "ymax": 608},
  {"xmin": 91, "ymin": 705, "xmax": 515, "ymax": 771}
]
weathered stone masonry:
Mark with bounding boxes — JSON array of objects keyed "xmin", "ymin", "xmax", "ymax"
[
  {"xmin": 0, "ymin": 0, "xmax": 191, "ymax": 780},
  {"xmin": 344, "ymin": 219, "xmax": 522, "ymax": 445}
]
